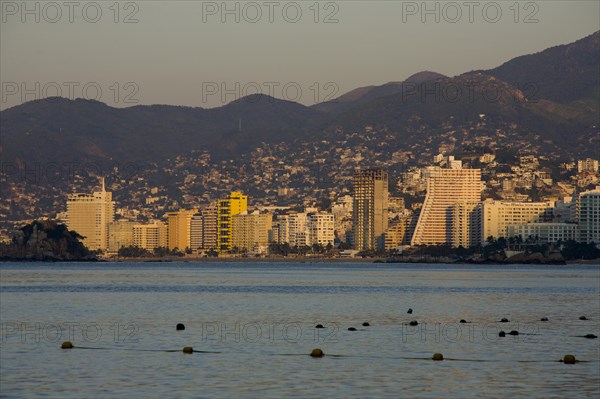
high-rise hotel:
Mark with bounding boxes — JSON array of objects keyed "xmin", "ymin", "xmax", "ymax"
[
  {"xmin": 411, "ymin": 162, "xmax": 482, "ymax": 246},
  {"xmin": 165, "ymin": 209, "xmax": 198, "ymax": 251},
  {"xmin": 353, "ymin": 168, "xmax": 389, "ymax": 251},
  {"xmin": 66, "ymin": 178, "xmax": 115, "ymax": 251}
]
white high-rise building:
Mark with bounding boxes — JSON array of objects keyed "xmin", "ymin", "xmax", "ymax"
[
  {"xmin": 451, "ymin": 202, "xmax": 482, "ymax": 248},
  {"xmin": 481, "ymin": 200, "xmax": 553, "ymax": 241},
  {"xmin": 288, "ymin": 213, "xmax": 308, "ymax": 247},
  {"xmin": 307, "ymin": 213, "xmax": 335, "ymax": 247},
  {"xmin": 411, "ymin": 166, "xmax": 481, "ymax": 246},
  {"xmin": 276, "ymin": 214, "xmax": 290, "ymax": 244},
  {"xmin": 190, "ymin": 214, "xmax": 203, "ymax": 250},
  {"xmin": 66, "ymin": 178, "xmax": 115, "ymax": 251},
  {"xmin": 576, "ymin": 186, "xmax": 600, "ymax": 243},
  {"xmin": 133, "ymin": 221, "xmax": 167, "ymax": 251}
]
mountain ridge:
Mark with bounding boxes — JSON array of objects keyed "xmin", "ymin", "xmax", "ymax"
[{"xmin": 1, "ymin": 31, "xmax": 598, "ymax": 168}]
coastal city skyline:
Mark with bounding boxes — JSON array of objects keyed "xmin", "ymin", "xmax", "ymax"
[
  {"xmin": 2, "ymin": 2, "xmax": 599, "ymax": 398},
  {"xmin": 25, "ymin": 151, "xmax": 596, "ymax": 263}
]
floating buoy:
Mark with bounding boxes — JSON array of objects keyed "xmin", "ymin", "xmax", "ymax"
[
  {"xmin": 508, "ymin": 330, "xmax": 519, "ymax": 336},
  {"xmin": 407, "ymin": 308, "xmax": 413, "ymax": 314},
  {"xmin": 499, "ymin": 331, "xmax": 506, "ymax": 337},
  {"xmin": 562, "ymin": 354, "xmax": 576, "ymax": 364},
  {"xmin": 584, "ymin": 334, "xmax": 598, "ymax": 339},
  {"xmin": 310, "ymin": 348, "xmax": 324, "ymax": 358},
  {"xmin": 579, "ymin": 316, "xmax": 588, "ymax": 320},
  {"xmin": 540, "ymin": 317, "xmax": 548, "ymax": 322},
  {"xmin": 432, "ymin": 353, "xmax": 444, "ymax": 361},
  {"xmin": 182, "ymin": 347, "xmax": 194, "ymax": 354},
  {"xmin": 459, "ymin": 319, "xmax": 467, "ymax": 323},
  {"xmin": 500, "ymin": 318, "xmax": 509, "ymax": 323},
  {"xmin": 409, "ymin": 320, "xmax": 418, "ymax": 326},
  {"xmin": 348, "ymin": 327, "xmax": 357, "ymax": 331},
  {"xmin": 315, "ymin": 324, "xmax": 324, "ymax": 329},
  {"xmin": 176, "ymin": 323, "xmax": 185, "ymax": 331},
  {"xmin": 362, "ymin": 322, "xmax": 370, "ymax": 327},
  {"xmin": 61, "ymin": 341, "xmax": 73, "ymax": 349}
]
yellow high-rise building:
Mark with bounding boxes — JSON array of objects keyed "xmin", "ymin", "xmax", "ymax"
[
  {"xmin": 218, "ymin": 191, "xmax": 248, "ymax": 252},
  {"xmin": 66, "ymin": 178, "xmax": 115, "ymax": 251},
  {"xmin": 166, "ymin": 209, "xmax": 198, "ymax": 251}
]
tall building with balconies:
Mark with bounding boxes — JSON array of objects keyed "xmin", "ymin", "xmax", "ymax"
[
  {"xmin": 307, "ymin": 212, "xmax": 335, "ymax": 247},
  {"xmin": 66, "ymin": 178, "xmax": 115, "ymax": 251},
  {"xmin": 133, "ymin": 221, "xmax": 167, "ymax": 251},
  {"xmin": 190, "ymin": 213, "xmax": 203, "ymax": 251},
  {"xmin": 353, "ymin": 169, "xmax": 389, "ymax": 251},
  {"xmin": 201, "ymin": 203, "xmax": 218, "ymax": 250},
  {"xmin": 411, "ymin": 166, "xmax": 481, "ymax": 246},
  {"xmin": 217, "ymin": 191, "xmax": 248, "ymax": 252},
  {"xmin": 451, "ymin": 202, "xmax": 482, "ymax": 248},
  {"xmin": 232, "ymin": 211, "xmax": 272, "ymax": 253},
  {"xmin": 576, "ymin": 186, "xmax": 600, "ymax": 243}
]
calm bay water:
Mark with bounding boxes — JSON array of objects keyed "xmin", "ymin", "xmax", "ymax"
[{"xmin": 1, "ymin": 262, "xmax": 599, "ymax": 398}]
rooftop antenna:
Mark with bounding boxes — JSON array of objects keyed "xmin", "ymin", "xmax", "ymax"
[{"xmin": 100, "ymin": 176, "xmax": 106, "ymax": 192}]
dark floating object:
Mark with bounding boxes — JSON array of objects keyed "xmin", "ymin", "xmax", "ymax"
[
  {"xmin": 182, "ymin": 347, "xmax": 194, "ymax": 354},
  {"xmin": 176, "ymin": 323, "xmax": 185, "ymax": 331},
  {"xmin": 508, "ymin": 330, "xmax": 519, "ymax": 336},
  {"xmin": 61, "ymin": 341, "xmax": 74, "ymax": 349},
  {"xmin": 407, "ymin": 308, "xmax": 413, "ymax": 314},
  {"xmin": 310, "ymin": 348, "xmax": 324, "ymax": 358},
  {"xmin": 499, "ymin": 331, "xmax": 506, "ymax": 337},
  {"xmin": 348, "ymin": 327, "xmax": 357, "ymax": 331},
  {"xmin": 315, "ymin": 324, "xmax": 324, "ymax": 329},
  {"xmin": 584, "ymin": 334, "xmax": 598, "ymax": 339},
  {"xmin": 500, "ymin": 318, "xmax": 509, "ymax": 323},
  {"xmin": 432, "ymin": 353, "xmax": 444, "ymax": 361},
  {"xmin": 459, "ymin": 319, "xmax": 467, "ymax": 323},
  {"xmin": 409, "ymin": 320, "xmax": 418, "ymax": 326},
  {"xmin": 362, "ymin": 322, "xmax": 370, "ymax": 327},
  {"xmin": 562, "ymin": 354, "xmax": 576, "ymax": 364},
  {"xmin": 540, "ymin": 317, "xmax": 549, "ymax": 322},
  {"xmin": 579, "ymin": 316, "xmax": 588, "ymax": 320}
]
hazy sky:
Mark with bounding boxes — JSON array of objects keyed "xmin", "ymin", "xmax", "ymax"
[{"xmin": 1, "ymin": 0, "xmax": 598, "ymax": 109}]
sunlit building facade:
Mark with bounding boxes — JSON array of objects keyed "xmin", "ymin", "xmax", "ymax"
[
  {"xmin": 166, "ymin": 209, "xmax": 198, "ymax": 251},
  {"xmin": 217, "ymin": 192, "xmax": 248, "ymax": 252},
  {"xmin": 411, "ymin": 167, "xmax": 481, "ymax": 246},
  {"xmin": 66, "ymin": 178, "xmax": 115, "ymax": 251}
]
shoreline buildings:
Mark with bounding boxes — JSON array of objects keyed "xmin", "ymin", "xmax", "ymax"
[{"xmin": 61, "ymin": 167, "xmax": 600, "ymax": 256}]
